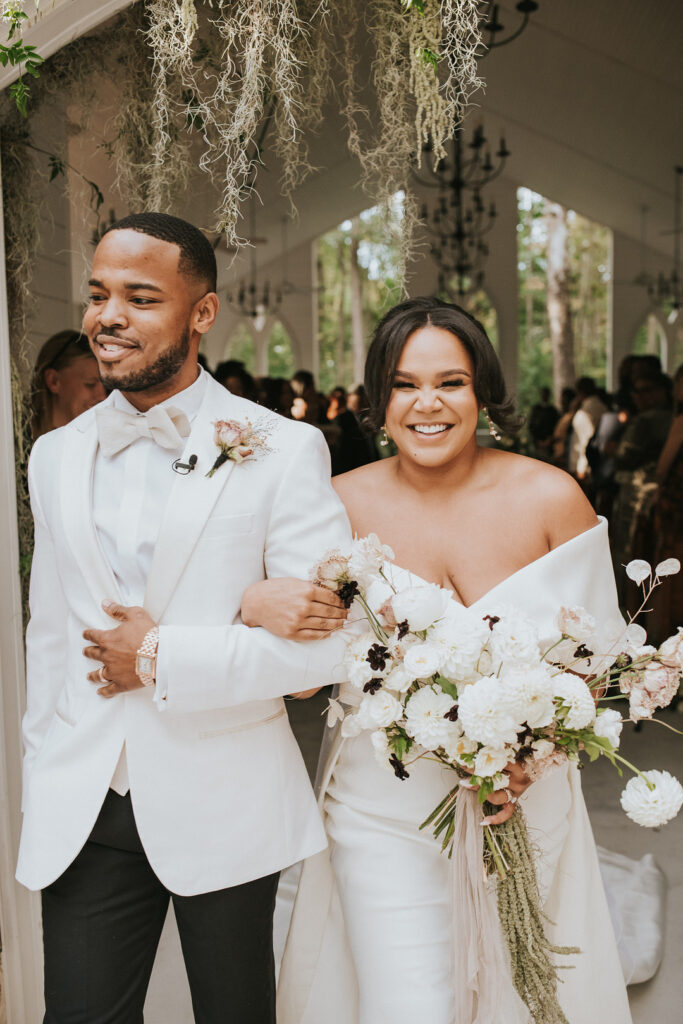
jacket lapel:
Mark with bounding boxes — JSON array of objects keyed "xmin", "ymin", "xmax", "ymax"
[
  {"xmin": 61, "ymin": 399, "xmax": 124, "ymax": 610},
  {"xmin": 143, "ymin": 379, "xmax": 242, "ymax": 623}
]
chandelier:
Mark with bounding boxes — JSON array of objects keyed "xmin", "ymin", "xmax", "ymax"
[
  {"xmin": 415, "ymin": 124, "xmax": 510, "ymax": 298},
  {"xmin": 225, "ymin": 201, "xmax": 283, "ymax": 333},
  {"xmin": 415, "ymin": 1, "xmax": 538, "ymax": 298}
]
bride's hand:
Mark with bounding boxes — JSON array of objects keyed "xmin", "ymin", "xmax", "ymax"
[
  {"xmin": 477, "ymin": 762, "xmax": 533, "ymax": 826},
  {"xmin": 241, "ymin": 578, "xmax": 348, "ymax": 640}
]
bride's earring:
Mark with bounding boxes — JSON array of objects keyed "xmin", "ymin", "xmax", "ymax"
[
  {"xmin": 379, "ymin": 425, "xmax": 390, "ymax": 447},
  {"xmin": 484, "ymin": 408, "xmax": 501, "ymax": 441}
]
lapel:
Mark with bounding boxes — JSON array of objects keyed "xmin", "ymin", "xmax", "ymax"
[
  {"xmin": 61, "ymin": 395, "xmax": 124, "ymax": 610},
  {"xmin": 143, "ymin": 377, "xmax": 245, "ymax": 622}
]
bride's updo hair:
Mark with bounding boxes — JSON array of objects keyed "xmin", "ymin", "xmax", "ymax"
[{"xmin": 364, "ymin": 296, "xmax": 521, "ymax": 436}]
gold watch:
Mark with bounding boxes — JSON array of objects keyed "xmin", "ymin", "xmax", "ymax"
[{"xmin": 135, "ymin": 626, "xmax": 159, "ymax": 687}]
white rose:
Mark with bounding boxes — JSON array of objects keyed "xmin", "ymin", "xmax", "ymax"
[
  {"xmin": 620, "ymin": 770, "xmax": 683, "ymax": 827},
  {"xmin": 555, "ymin": 605, "xmax": 596, "ymax": 641},
  {"xmin": 213, "ymin": 419, "xmax": 244, "ymax": 448},
  {"xmin": 383, "ymin": 663, "xmax": 414, "ymax": 694},
  {"xmin": 370, "ymin": 729, "xmax": 392, "ymax": 770},
  {"xmin": 458, "ymin": 675, "xmax": 522, "ymax": 749},
  {"xmin": 403, "ymin": 642, "xmax": 443, "ymax": 680},
  {"xmin": 502, "ymin": 666, "xmax": 555, "ymax": 729},
  {"xmin": 391, "ymin": 585, "xmax": 452, "ymax": 632},
  {"xmin": 658, "ymin": 628, "xmax": 683, "ymax": 670},
  {"xmin": 553, "ymin": 672, "xmax": 596, "ymax": 730},
  {"xmin": 404, "ymin": 685, "xmax": 458, "ymax": 751},
  {"xmin": 474, "ymin": 746, "xmax": 511, "ymax": 778},
  {"xmin": 593, "ymin": 708, "xmax": 623, "ymax": 749},
  {"xmin": 358, "ymin": 690, "xmax": 403, "ymax": 729}
]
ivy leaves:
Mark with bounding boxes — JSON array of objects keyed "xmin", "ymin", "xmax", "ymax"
[{"xmin": 1, "ymin": 4, "xmax": 44, "ymax": 116}]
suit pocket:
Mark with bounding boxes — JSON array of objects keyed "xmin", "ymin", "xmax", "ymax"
[{"xmin": 200, "ymin": 513, "xmax": 255, "ymax": 541}]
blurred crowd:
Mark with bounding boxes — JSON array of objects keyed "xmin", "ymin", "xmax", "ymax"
[{"xmin": 527, "ymin": 355, "xmax": 683, "ymax": 641}]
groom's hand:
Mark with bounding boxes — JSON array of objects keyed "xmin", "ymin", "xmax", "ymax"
[{"xmin": 83, "ymin": 601, "xmax": 155, "ymax": 698}]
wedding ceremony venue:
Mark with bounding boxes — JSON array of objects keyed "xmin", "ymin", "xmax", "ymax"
[{"xmin": 0, "ymin": 1, "xmax": 682, "ymax": 1022}]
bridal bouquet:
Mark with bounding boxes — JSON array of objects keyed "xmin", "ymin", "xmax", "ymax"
[{"xmin": 312, "ymin": 537, "xmax": 683, "ymax": 1024}]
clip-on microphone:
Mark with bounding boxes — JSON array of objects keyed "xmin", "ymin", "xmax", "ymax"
[{"xmin": 172, "ymin": 454, "xmax": 198, "ymax": 475}]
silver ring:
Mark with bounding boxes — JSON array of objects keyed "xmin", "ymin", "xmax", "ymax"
[
  {"xmin": 97, "ymin": 666, "xmax": 110, "ymax": 684},
  {"xmin": 505, "ymin": 788, "xmax": 518, "ymax": 805}
]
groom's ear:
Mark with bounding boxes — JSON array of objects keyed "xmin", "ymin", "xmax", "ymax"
[{"xmin": 192, "ymin": 291, "xmax": 220, "ymax": 336}]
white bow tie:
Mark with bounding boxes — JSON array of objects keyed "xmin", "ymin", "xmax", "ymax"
[{"xmin": 95, "ymin": 403, "xmax": 191, "ymax": 458}]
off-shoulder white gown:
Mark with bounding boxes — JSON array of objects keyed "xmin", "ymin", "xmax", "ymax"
[{"xmin": 278, "ymin": 521, "xmax": 639, "ymax": 1023}]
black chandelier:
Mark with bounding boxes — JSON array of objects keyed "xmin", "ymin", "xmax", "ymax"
[
  {"xmin": 416, "ymin": 1, "xmax": 539, "ymax": 298},
  {"xmin": 416, "ymin": 124, "xmax": 510, "ymax": 298},
  {"xmin": 225, "ymin": 202, "xmax": 283, "ymax": 332}
]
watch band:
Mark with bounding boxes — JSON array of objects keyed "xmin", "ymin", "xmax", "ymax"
[{"xmin": 136, "ymin": 626, "xmax": 159, "ymax": 687}]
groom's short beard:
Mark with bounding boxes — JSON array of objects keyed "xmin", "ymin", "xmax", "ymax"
[{"xmin": 99, "ymin": 326, "xmax": 191, "ymax": 393}]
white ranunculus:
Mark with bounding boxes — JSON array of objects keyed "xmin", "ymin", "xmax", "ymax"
[
  {"xmin": 659, "ymin": 628, "xmax": 683, "ymax": 670},
  {"xmin": 531, "ymin": 738, "xmax": 556, "ymax": 760},
  {"xmin": 458, "ymin": 675, "xmax": 522, "ymax": 749},
  {"xmin": 358, "ymin": 690, "xmax": 403, "ymax": 729},
  {"xmin": 553, "ymin": 672, "xmax": 596, "ymax": 730},
  {"xmin": 391, "ymin": 585, "xmax": 452, "ymax": 632},
  {"xmin": 348, "ymin": 533, "xmax": 395, "ymax": 587},
  {"xmin": 341, "ymin": 713, "xmax": 363, "ymax": 738},
  {"xmin": 502, "ymin": 666, "xmax": 555, "ymax": 729},
  {"xmin": 474, "ymin": 746, "xmax": 511, "ymax": 777},
  {"xmin": 403, "ymin": 642, "xmax": 443, "ymax": 680},
  {"xmin": 487, "ymin": 609, "xmax": 541, "ymax": 671},
  {"xmin": 370, "ymin": 729, "xmax": 392, "ymax": 770},
  {"xmin": 593, "ymin": 708, "xmax": 623, "ymax": 749},
  {"xmin": 625, "ymin": 559, "xmax": 651, "ymax": 586},
  {"xmin": 655, "ymin": 558, "xmax": 681, "ymax": 578},
  {"xmin": 620, "ymin": 770, "xmax": 683, "ymax": 827},
  {"xmin": 404, "ymin": 685, "xmax": 458, "ymax": 751},
  {"xmin": 555, "ymin": 605, "xmax": 596, "ymax": 641}
]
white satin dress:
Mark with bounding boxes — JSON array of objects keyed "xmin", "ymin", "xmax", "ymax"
[{"xmin": 278, "ymin": 521, "xmax": 641, "ymax": 1024}]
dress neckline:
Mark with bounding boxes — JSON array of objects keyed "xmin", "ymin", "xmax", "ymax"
[{"xmin": 386, "ymin": 517, "xmax": 606, "ymax": 611}]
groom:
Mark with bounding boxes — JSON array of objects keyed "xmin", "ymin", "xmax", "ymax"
[{"xmin": 16, "ymin": 212, "xmax": 350, "ymax": 1022}]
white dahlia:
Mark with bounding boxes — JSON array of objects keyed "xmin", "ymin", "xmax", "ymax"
[
  {"xmin": 487, "ymin": 609, "xmax": 541, "ymax": 671},
  {"xmin": 404, "ymin": 685, "xmax": 458, "ymax": 751},
  {"xmin": 502, "ymin": 666, "xmax": 555, "ymax": 729},
  {"xmin": 553, "ymin": 672, "xmax": 596, "ymax": 730},
  {"xmin": 431, "ymin": 608, "xmax": 489, "ymax": 680},
  {"xmin": 457, "ymin": 675, "xmax": 522, "ymax": 749},
  {"xmin": 620, "ymin": 770, "xmax": 683, "ymax": 827}
]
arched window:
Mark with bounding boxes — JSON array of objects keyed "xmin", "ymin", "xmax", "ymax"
[
  {"xmin": 267, "ymin": 321, "xmax": 296, "ymax": 378},
  {"xmin": 226, "ymin": 323, "xmax": 256, "ymax": 374},
  {"xmin": 632, "ymin": 313, "xmax": 667, "ymax": 365}
]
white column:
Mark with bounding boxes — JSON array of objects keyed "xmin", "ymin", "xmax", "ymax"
[{"xmin": 0, "ymin": 144, "xmax": 44, "ymax": 1024}]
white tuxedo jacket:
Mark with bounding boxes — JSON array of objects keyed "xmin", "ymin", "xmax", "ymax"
[{"xmin": 17, "ymin": 377, "xmax": 351, "ymax": 894}]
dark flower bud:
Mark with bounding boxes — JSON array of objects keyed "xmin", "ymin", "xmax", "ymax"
[
  {"xmin": 338, "ymin": 580, "xmax": 360, "ymax": 608},
  {"xmin": 483, "ymin": 614, "xmax": 500, "ymax": 631},
  {"xmin": 363, "ymin": 678, "xmax": 383, "ymax": 694},
  {"xmin": 367, "ymin": 643, "xmax": 390, "ymax": 671},
  {"xmin": 389, "ymin": 753, "xmax": 410, "ymax": 780},
  {"xmin": 397, "ymin": 619, "xmax": 410, "ymax": 640}
]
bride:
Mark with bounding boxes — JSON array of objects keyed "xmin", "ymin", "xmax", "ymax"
[{"xmin": 242, "ymin": 297, "xmax": 632, "ymax": 1023}]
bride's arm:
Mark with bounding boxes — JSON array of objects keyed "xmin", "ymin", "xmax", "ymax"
[{"xmin": 241, "ymin": 578, "xmax": 348, "ymax": 640}]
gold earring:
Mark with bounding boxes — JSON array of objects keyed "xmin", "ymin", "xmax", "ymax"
[
  {"xmin": 484, "ymin": 409, "xmax": 501, "ymax": 441},
  {"xmin": 380, "ymin": 425, "xmax": 390, "ymax": 447}
]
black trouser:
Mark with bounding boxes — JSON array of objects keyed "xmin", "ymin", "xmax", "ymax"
[{"xmin": 42, "ymin": 789, "xmax": 279, "ymax": 1024}]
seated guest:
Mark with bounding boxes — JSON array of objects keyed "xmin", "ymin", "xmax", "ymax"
[
  {"xmin": 257, "ymin": 376, "xmax": 295, "ymax": 417},
  {"xmin": 31, "ymin": 329, "xmax": 106, "ymax": 440},
  {"xmin": 291, "ymin": 369, "xmax": 327, "ymax": 425}
]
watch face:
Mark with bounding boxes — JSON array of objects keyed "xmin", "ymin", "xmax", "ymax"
[{"xmin": 138, "ymin": 656, "xmax": 154, "ymax": 675}]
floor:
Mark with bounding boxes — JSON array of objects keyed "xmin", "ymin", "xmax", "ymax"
[{"xmin": 285, "ymin": 692, "xmax": 683, "ymax": 1020}]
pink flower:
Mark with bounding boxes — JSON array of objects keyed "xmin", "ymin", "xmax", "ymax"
[
  {"xmin": 621, "ymin": 662, "xmax": 680, "ymax": 721},
  {"xmin": 229, "ymin": 443, "xmax": 254, "ymax": 463},
  {"xmin": 214, "ymin": 419, "xmax": 245, "ymax": 449},
  {"xmin": 659, "ymin": 628, "xmax": 683, "ymax": 671}
]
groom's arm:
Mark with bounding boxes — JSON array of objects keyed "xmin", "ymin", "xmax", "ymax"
[{"xmin": 156, "ymin": 426, "xmax": 352, "ymax": 711}]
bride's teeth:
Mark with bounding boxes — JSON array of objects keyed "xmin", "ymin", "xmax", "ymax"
[{"xmin": 414, "ymin": 424, "xmax": 448, "ymax": 434}]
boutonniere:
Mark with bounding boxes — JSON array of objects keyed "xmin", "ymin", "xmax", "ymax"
[{"xmin": 206, "ymin": 418, "xmax": 271, "ymax": 477}]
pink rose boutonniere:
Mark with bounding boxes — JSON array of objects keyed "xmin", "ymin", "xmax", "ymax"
[{"xmin": 206, "ymin": 418, "xmax": 271, "ymax": 477}]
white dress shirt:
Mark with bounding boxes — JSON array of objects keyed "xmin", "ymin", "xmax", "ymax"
[{"xmin": 92, "ymin": 367, "xmax": 208, "ymax": 793}]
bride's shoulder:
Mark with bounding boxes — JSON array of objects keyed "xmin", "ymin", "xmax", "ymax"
[
  {"xmin": 333, "ymin": 458, "xmax": 395, "ymax": 514},
  {"xmin": 487, "ymin": 451, "xmax": 598, "ymax": 545}
]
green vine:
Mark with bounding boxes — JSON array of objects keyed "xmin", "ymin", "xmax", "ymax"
[{"xmin": 1, "ymin": 3, "xmax": 44, "ymax": 115}]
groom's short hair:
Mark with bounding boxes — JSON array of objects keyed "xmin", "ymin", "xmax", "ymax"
[{"xmin": 104, "ymin": 212, "xmax": 217, "ymax": 293}]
